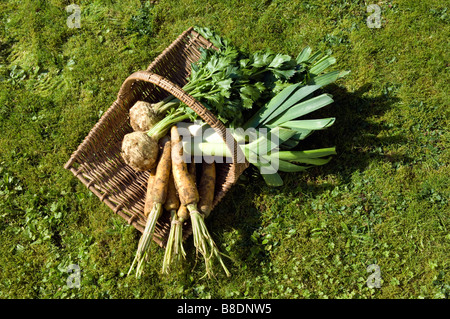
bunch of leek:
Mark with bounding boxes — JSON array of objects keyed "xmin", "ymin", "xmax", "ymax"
[{"xmin": 179, "ymin": 66, "xmax": 346, "ymax": 186}]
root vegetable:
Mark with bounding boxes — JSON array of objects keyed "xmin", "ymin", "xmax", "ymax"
[
  {"xmin": 129, "ymin": 101, "xmax": 163, "ymax": 132},
  {"xmin": 128, "ymin": 138, "xmax": 172, "ymax": 278},
  {"xmin": 122, "ymin": 101, "xmax": 189, "ymax": 172},
  {"xmin": 198, "ymin": 162, "xmax": 216, "ymax": 218},
  {"xmin": 162, "ymin": 161, "xmax": 197, "ymax": 274},
  {"xmin": 170, "ymin": 126, "xmax": 230, "ymax": 278},
  {"xmin": 144, "ymin": 169, "xmax": 156, "ymax": 217},
  {"xmin": 121, "ymin": 131, "xmax": 159, "ymax": 172},
  {"xmin": 164, "ymin": 173, "xmax": 180, "ymax": 213},
  {"xmin": 171, "ymin": 128, "xmax": 199, "ymax": 207}
]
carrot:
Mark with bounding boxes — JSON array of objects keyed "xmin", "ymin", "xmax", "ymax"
[
  {"xmin": 164, "ymin": 173, "xmax": 180, "ymax": 213},
  {"xmin": 162, "ymin": 160, "xmax": 198, "ymax": 274},
  {"xmin": 198, "ymin": 162, "xmax": 216, "ymax": 219},
  {"xmin": 174, "ymin": 204, "xmax": 189, "ymax": 258},
  {"xmin": 170, "ymin": 126, "xmax": 230, "ymax": 278},
  {"xmin": 144, "ymin": 169, "xmax": 156, "ymax": 217},
  {"xmin": 188, "ymin": 159, "xmax": 196, "ymax": 182},
  {"xmin": 128, "ymin": 138, "xmax": 172, "ymax": 278},
  {"xmin": 171, "ymin": 127, "xmax": 199, "ymax": 207}
]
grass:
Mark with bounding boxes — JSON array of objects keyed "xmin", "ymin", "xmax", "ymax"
[{"xmin": 0, "ymin": 0, "xmax": 448, "ymax": 299}]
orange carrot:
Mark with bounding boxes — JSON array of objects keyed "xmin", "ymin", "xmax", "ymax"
[
  {"xmin": 144, "ymin": 170, "xmax": 156, "ymax": 218},
  {"xmin": 128, "ymin": 138, "xmax": 172, "ymax": 278},
  {"xmin": 198, "ymin": 162, "xmax": 216, "ymax": 219},
  {"xmin": 170, "ymin": 126, "xmax": 230, "ymax": 278}
]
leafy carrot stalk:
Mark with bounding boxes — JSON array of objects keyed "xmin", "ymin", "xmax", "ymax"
[
  {"xmin": 162, "ymin": 204, "xmax": 189, "ymax": 272},
  {"xmin": 174, "ymin": 204, "xmax": 189, "ymax": 258},
  {"xmin": 161, "ymin": 173, "xmax": 180, "ymax": 274},
  {"xmin": 131, "ymin": 168, "xmax": 156, "ymax": 265},
  {"xmin": 128, "ymin": 138, "xmax": 172, "ymax": 278},
  {"xmin": 127, "ymin": 169, "xmax": 154, "ymax": 276},
  {"xmin": 170, "ymin": 126, "xmax": 230, "ymax": 278}
]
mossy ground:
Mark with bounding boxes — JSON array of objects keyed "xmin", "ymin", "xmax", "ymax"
[{"xmin": 0, "ymin": 0, "xmax": 448, "ymax": 299}]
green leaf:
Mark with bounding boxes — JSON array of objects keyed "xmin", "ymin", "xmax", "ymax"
[
  {"xmin": 279, "ymin": 118, "xmax": 336, "ymax": 130},
  {"xmin": 295, "ymin": 157, "xmax": 333, "ymax": 165},
  {"xmin": 261, "ymin": 172, "xmax": 284, "ymax": 186},
  {"xmin": 296, "ymin": 46, "xmax": 312, "ymax": 63},
  {"xmin": 281, "ymin": 129, "xmax": 313, "ymax": 141},
  {"xmin": 308, "ymin": 70, "xmax": 340, "ymax": 87},
  {"xmin": 245, "ymin": 127, "xmax": 296, "ymax": 154},
  {"xmin": 243, "ymin": 82, "xmax": 301, "ymax": 129},
  {"xmin": 277, "ymin": 147, "xmax": 337, "ymax": 161},
  {"xmin": 217, "ymin": 78, "xmax": 232, "ymax": 90},
  {"xmin": 269, "ymin": 93, "xmax": 334, "ymax": 126},
  {"xmin": 268, "ymin": 53, "xmax": 293, "ymax": 69},
  {"xmin": 262, "ymin": 84, "xmax": 322, "ymax": 125},
  {"xmin": 194, "ymin": 26, "xmax": 231, "ymax": 49},
  {"xmin": 240, "ymin": 84, "xmax": 263, "ymax": 109},
  {"xmin": 270, "ymin": 68, "xmax": 296, "ymax": 80},
  {"xmin": 285, "ymin": 156, "xmax": 333, "ymax": 166},
  {"xmin": 239, "ymin": 58, "xmax": 250, "ymax": 68},
  {"xmin": 252, "ymin": 51, "xmax": 274, "ymax": 68},
  {"xmin": 251, "ymin": 154, "xmax": 284, "ymax": 186},
  {"xmin": 271, "ymin": 127, "xmax": 298, "ymax": 145},
  {"xmin": 310, "ymin": 56, "xmax": 336, "ymax": 75},
  {"xmin": 309, "ymin": 69, "xmax": 350, "ymax": 87},
  {"xmin": 280, "ymin": 138, "xmax": 300, "ymax": 149},
  {"xmin": 277, "ymin": 159, "xmax": 309, "ymax": 172},
  {"xmin": 240, "ymin": 84, "xmax": 261, "ymax": 101},
  {"xmin": 307, "ymin": 51, "xmax": 323, "ymax": 64},
  {"xmin": 261, "ymin": 154, "xmax": 311, "ymax": 172}
]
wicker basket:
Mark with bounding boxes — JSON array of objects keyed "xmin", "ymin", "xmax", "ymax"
[{"xmin": 64, "ymin": 27, "xmax": 249, "ymax": 247}]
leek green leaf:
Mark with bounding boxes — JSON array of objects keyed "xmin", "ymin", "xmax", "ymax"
[
  {"xmin": 269, "ymin": 93, "xmax": 334, "ymax": 126},
  {"xmin": 277, "ymin": 147, "xmax": 337, "ymax": 161},
  {"xmin": 296, "ymin": 46, "xmax": 312, "ymax": 63},
  {"xmin": 261, "ymin": 172, "xmax": 284, "ymax": 186},
  {"xmin": 262, "ymin": 84, "xmax": 322, "ymax": 125},
  {"xmin": 310, "ymin": 56, "xmax": 336, "ymax": 75},
  {"xmin": 279, "ymin": 118, "xmax": 336, "ymax": 130},
  {"xmin": 243, "ymin": 82, "xmax": 301, "ymax": 129}
]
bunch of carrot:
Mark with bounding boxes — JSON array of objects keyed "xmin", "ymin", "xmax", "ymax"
[{"xmin": 127, "ymin": 125, "xmax": 230, "ymax": 279}]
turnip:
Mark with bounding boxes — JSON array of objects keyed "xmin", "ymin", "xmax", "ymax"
[
  {"xmin": 121, "ymin": 132, "xmax": 159, "ymax": 172},
  {"xmin": 121, "ymin": 104, "xmax": 190, "ymax": 172},
  {"xmin": 129, "ymin": 101, "xmax": 162, "ymax": 132}
]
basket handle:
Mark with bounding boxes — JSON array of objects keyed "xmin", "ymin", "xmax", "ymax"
[{"xmin": 116, "ymin": 70, "xmax": 247, "ymax": 167}]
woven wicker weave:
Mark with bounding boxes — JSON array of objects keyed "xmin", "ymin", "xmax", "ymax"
[{"xmin": 64, "ymin": 27, "xmax": 249, "ymax": 247}]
